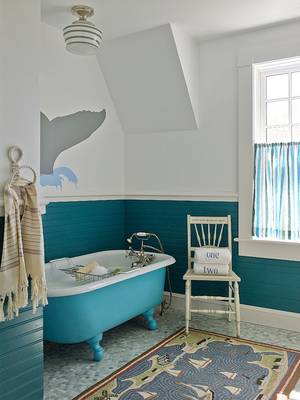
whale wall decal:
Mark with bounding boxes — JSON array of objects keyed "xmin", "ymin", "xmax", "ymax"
[{"xmin": 40, "ymin": 109, "xmax": 106, "ymax": 188}]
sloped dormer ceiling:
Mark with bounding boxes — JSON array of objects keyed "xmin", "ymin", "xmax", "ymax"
[{"xmin": 97, "ymin": 24, "xmax": 199, "ymax": 134}]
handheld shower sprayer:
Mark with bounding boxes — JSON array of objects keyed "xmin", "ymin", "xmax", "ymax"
[
  {"xmin": 126, "ymin": 232, "xmax": 164, "ymax": 253},
  {"xmin": 127, "ymin": 232, "xmax": 150, "ymax": 243}
]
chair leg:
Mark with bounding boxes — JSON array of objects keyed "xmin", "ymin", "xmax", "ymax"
[
  {"xmin": 185, "ymin": 280, "xmax": 191, "ymax": 335},
  {"xmin": 228, "ymin": 283, "xmax": 232, "ymax": 321},
  {"xmin": 189, "ymin": 281, "xmax": 192, "ymax": 321},
  {"xmin": 234, "ymin": 281, "xmax": 241, "ymax": 337}
]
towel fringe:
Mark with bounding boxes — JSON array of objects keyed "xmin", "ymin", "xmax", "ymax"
[
  {"xmin": 18, "ymin": 282, "xmax": 28, "ymax": 310},
  {"xmin": 6, "ymin": 293, "xmax": 14, "ymax": 320},
  {"xmin": 12, "ymin": 294, "xmax": 20, "ymax": 317},
  {"xmin": 31, "ymin": 277, "xmax": 48, "ymax": 314},
  {"xmin": 0, "ymin": 278, "xmax": 47, "ymax": 321},
  {"xmin": 0, "ymin": 297, "xmax": 5, "ymax": 322}
]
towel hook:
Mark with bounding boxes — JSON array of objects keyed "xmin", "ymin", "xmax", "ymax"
[
  {"xmin": 7, "ymin": 146, "xmax": 37, "ymax": 185},
  {"xmin": 8, "ymin": 146, "xmax": 23, "ymax": 173}
]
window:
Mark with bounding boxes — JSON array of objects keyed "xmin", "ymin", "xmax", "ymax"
[
  {"xmin": 254, "ymin": 58, "xmax": 300, "ymax": 143},
  {"xmin": 237, "ymin": 44, "xmax": 300, "ymax": 261},
  {"xmin": 253, "ymin": 58, "xmax": 300, "ymax": 242}
]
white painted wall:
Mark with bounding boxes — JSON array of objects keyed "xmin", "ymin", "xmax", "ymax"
[
  {"xmin": 0, "ymin": 0, "xmax": 40, "ymax": 208},
  {"xmin": 98, "ymin": 24, "xmax": 198, "ymax": 135},
  {"xmin": 4, "ymin": 13, "xmax": 297, "ymax": 203},
  {"xmin": 124, "ymin": 20, "xmax": 300, "ymax": 198},
  {"xmin": 40, "ymin": 23, "xmax": 125, "ymax": 198}
]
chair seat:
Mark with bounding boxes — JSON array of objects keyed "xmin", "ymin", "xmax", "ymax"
[{"xmin": 183, "ymin": 269, "xmax": 241, "ymax": 282}]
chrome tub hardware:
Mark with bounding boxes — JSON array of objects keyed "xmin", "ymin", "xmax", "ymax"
[{"xmin": 126, "ymin": 232, "xmax": 165, "ymax": 268}]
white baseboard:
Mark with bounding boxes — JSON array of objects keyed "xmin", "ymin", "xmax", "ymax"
[{"xmin": 164, "ymin": 292, "xmax": 300, "ymax": 332}]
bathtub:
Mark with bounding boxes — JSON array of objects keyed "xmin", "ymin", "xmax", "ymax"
[{"xmin": 44, "ymin": 250, "xmax": 175, "ymax": 361}]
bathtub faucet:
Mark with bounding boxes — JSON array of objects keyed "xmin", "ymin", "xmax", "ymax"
[
  {"xmin": 127, "ymin": 232, "xmax": 165, "ymax": 253},
  {"xmin": 127, "ymin": 247, "xmax": 154, "ymax": 268},
  {"xmin": 126, "ymin": 232, "xmax": 165, "ymax": 267}
]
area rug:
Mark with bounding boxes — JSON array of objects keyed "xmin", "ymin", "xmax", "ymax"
[{"xmin": 73, "ymin": 328, "xmax": 300, "ymax": 400}]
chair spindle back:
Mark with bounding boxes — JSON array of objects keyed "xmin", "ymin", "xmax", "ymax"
[{"xmin": 187, "ymin": 215, "xmax": 232, "ymax": 273}]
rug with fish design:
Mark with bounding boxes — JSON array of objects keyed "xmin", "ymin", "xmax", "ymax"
[{"xmin": 73, "ymin": 328, "xmax": 300, "ymax": 400}]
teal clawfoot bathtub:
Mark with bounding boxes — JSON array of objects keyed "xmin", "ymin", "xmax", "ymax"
[{"xmin": 44, "ymin": 250, "xmax": 175, "ymax": 361}]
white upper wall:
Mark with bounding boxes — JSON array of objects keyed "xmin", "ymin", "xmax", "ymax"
[
  {"xmin": 98, "ymin": 24, "xmax": 199, "ymax": 134},
  {"xmin": 125, "ymin": 20, "xmax": 300, "ymax": 198},
  {"xmin": 0, "ymin": 0, "xmax": 40, "ymax": 208},
  {"xmin": 3, "ymin": 8, "xmax": 298, "ymax": 203},
  {"xmin": 40, "ymin": 23, "xmax": 125, "ymax": 198}
]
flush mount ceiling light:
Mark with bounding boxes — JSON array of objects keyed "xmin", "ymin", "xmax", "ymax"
[{"xmin": 63, "ymin": 5, "xmax": 103, "ymax": 55}]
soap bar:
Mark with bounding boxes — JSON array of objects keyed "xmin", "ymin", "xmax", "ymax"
[{"xmin": 91, "ymin": 265, "xmax": 108, "ymax": 276}]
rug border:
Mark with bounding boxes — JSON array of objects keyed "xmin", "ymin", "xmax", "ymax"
[
  {"xmin": 73, "ymin": 327, "xmax": 300, "ymax": 400},
  {"xmin": 274, "ymin": 358, "xmax": 300, "ymax": 398},
  {"xmin": 72, "ymin": 327, "xmax": 185, "ymax": 400}
]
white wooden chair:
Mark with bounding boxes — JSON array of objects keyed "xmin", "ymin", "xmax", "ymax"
[{"xmin": 183, "ymin": 215, "xmax": 241, "ymax": 337}]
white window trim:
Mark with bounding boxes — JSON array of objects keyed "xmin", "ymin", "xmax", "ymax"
[{"xmin": 237, "ymin": 44, "xmax": 300, "ymax": 261}]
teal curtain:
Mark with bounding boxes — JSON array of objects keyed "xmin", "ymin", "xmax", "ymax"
[{"xmin": 253, "ymin": 143, "xmax": 300, "ymax": 240}]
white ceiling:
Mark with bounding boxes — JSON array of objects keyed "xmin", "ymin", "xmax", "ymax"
[{"xmin": 41, "ymin": 0, "xmax": 300, "ymax": 42}]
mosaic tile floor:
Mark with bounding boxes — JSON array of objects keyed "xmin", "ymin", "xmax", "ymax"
[{"xmin": 44, "ymin": 308, "xmax": 300, "ymax": 400}]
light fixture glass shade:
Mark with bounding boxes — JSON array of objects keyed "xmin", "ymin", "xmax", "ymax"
[{"xmin": 63, "ymin": 6, "xmax": 102, "ymax": 55}]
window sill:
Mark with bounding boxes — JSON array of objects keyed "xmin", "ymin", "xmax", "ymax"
[{"xmin": 234, "ymin": 237, "xmax": 300, "ymax": 261}]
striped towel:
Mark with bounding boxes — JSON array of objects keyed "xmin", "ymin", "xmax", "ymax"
[{"xmin": 0, "ymin": 180, "xmax": 47, "ymax": 321}]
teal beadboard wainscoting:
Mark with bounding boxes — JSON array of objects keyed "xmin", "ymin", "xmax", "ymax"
[
  {"xmin": 125, "ymin": 200, "xmax": 300, "ymax": 313},
  {"xmin": 0, "ymin": 218, "xmax": 43, "ymax": 400},
  {"xmin": 0, "ymin": 198, "xmax": 299, "ymax": 400},
  {"xmin": 41, "ymin": 199, "xmax": 300, "ymax": 313},
  {"xmin": 0, "ymin": 306, "xmax": 43, "ymax": 400},
  {"xmin": 43, "ymin": 200, "xmax": 125, "ymax": 262}
]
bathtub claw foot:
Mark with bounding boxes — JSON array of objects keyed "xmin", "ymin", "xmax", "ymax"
[
  {"xmin": 87, "ymin": 333, "xmax": 104, "ymax": 362},
  {"xmin": 143, "ymin": 308, "xmax": 158, "ymax": 330}
]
